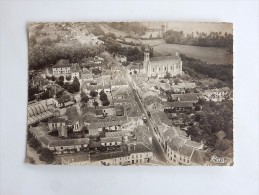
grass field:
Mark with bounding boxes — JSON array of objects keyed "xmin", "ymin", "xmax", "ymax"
[{"xmin": 141, "ymin": 39, "xmax": 233, "ymax": 65}]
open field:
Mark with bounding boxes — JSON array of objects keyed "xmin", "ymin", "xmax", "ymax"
[
  {"xmin": 99, "ymin": 23, "xmax": 128, "ymax": 38},
  {"xmin": 141, "ymin": 39, "xmax": 233, "ymax": 65}
]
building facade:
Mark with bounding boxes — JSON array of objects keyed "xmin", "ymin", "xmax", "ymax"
[{"xmin": 143, "ymin": 50, "xmax": 182, "ymax": 78}]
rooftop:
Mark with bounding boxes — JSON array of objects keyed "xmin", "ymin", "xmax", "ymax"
[
  {"xmin": 171, "ymin": 93, "xmax": 200, "ymax": 102},
  {"xmin": 128, "ymin": 142, "xmax": 152, "ymax": 154},
  {"xmin": 100, "ymin": 137, "xmax": 122, "ymax": 143},
  {"xmin": 190, "ymin": 149, "xmax": 207, "ymax": 165},
  {"xmin": 49, "ymin": 138, "xmax": 90, "ymax": 147},
  {"xmin": 53, "ymin": 59, "xmax": 71, "ymax": 68},
  {"xmin": 165, "ymin": 101, "xmax": 194, "ymax": 108},
  {"xmin": 150, "ymin": 55, "xmax": 181, "ymax": 62}
]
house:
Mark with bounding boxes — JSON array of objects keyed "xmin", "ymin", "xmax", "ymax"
[
  {"xmin": 143, "ymin": 95, "xmax": 164, "ymax": 112},
  {"xmin": 170, "ymin": 93, "xmax": 200, "ymax": 103},
  {"xmin": 29, "ymin": 126, "xmax": 90, "ymax": 155},
  {"xmin": 52, "ymin": 59, "xmax": 72, "ymax": 77},
  {"xmin": 111, "ymin": 78, "xmax": 128, "ymax": 90},
  {"xmin": 85, "ymin": 84, "xmax": 111, "ymax": 94},
  {"xmin": 111, "ymin": 88, "xmax": 134, "ymax": 100},
  {"xmin": 95, "ymin": 106, "xmax": 117, "ymax": 117},
  {"xmin": 48, "ymin": 117, "xmax": 67, "ymax": 131},
  {"xmin": 202, "ymin": 87, "xmax": 231, "ymax": 102},
  {"xmin": 81, "ymin": 69, "xmax": 93, "ymax": 81},
  {"xmin": 100, "ymin": 137, "xmax": 122, "ymax": 147},
  {"xmin": 128, "ymin": 63, "xmax": 144, "ymax": 75},
  {"xmin": 91, "ymin": 142, "xmax": 153, "ymax": 165},
  {"xmin": 115, "ymin": 54, "xmax": 127, "ymax": 64},
  {"xmin": 48, "ymin": 138, "xmax": 90, "ymax": 154},
  {"xmin": 113, "ymin": 98, "xmax": 134, "ymax": 106},
  {"xmin": 124, "ymin": 104, "xmax": 143, "ymax": 126},
  {"xmin": 166, "ymin": 136, "xmax": 206, "ymax": 165},
  {"xmin": 164, "ymin": 101, "xmax": 194, "ymax": 112},
  {"xmin": 87, "ymin": 116, "xmax": 128, "ymax": 132},
  {"xmin": 71, "ymin": 63, "xmax": 81, "ymax": 80}
]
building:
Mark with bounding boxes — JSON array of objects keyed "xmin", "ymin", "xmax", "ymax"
[
  {"xmin": 115, "ymin": 54, "xmax": 127, "ymax": 64},
  {"xmin": 52, "ymin": 59, "xmax": 72, "ymax": 77},
  {"xmin": 166, "ymin": 136, "xmax": 206, "ymax": 165},
  {"xmin": 27, "ymin": 100, "xmax": 54, "ymax": 125},
  {"xmin": 143, "ymin": 49, "xmax": 182, "ymax": 78},
  {"xmin": 86, "ymin": 116, "xmax": 129, "ymax": 132},
  {"xmin": 91, "ymin": 142, "xmax": 153, "ymax": 166},
  {"xmin": 100, "ymin": 137, "xmax": 122, "ymax": 147},
  {"xmin": 170, "ymin": 93, "xmax": 200, "ymax": 104},
  {"xmin": 164, "ymin": 101, "xmax": 194, "ymax": 112},
  {"xmin": 124, "ymin": 104, "xmax": 143, "ymax": 126},
  {"xmin": 29, "ymin": 126, "xmax": 89, "ymax": 155},
  {"xmin": 202, "ymin": 87, "xmax": 231, "ymax": 102},
  {"xmin": 111, "ymin": 78, "xmax": 128, "ymax": 90},
  {"xmin": 128, "ymin": 63, "xmax": 144, "ymax": 75}
]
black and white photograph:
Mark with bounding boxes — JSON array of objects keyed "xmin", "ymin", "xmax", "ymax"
[{"xmin": 26, "ymin": 22, "xmax": 233, "ymax": 166}]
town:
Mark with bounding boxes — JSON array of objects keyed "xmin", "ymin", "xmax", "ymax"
[{"xmin": 26, "ymin": 22, "xmax": 233, "ymax": 166}]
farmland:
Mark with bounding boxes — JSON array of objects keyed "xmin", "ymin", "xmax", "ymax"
[{"xmin": 141, "ymin": 39, "xmax": 233, "ymax": 65}]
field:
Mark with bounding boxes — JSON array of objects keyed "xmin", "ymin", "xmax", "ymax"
[{"xmin": 141, "ymin": 39, "xmax": 233, "ymax": 65}]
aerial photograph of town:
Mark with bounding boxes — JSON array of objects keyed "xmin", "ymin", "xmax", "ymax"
[{"xmin": 26, "ymin": 22, "xmax": 233, "ymax": 166}]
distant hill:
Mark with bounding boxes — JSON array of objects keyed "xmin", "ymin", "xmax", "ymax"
[{"xmin": 142, "ymin": 22, "xmax": 233, "ymax": 35}]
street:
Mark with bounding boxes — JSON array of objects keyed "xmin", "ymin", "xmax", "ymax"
[{"xmin": 122, "ymin": 68, "xmax": 168, "ymax": 163}]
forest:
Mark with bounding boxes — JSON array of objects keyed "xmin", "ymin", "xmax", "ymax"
[
  {"xmin": 164, "ymin": 30, "xmax": 233, "ymax": 52},
  {"xmin": 108, "ymin": 22, "xmax": 147, "ymax": 36}
]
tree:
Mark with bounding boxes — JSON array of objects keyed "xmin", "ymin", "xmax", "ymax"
[
  {"xmin": 90, "ymin": 90, "xmax": 98, "ymax": 98},
  {"xmin": 164, "ymin": 72, "xmax": 172, "ymax": 79},
  {"xmin": 28, "ymin": 137, "xmax": 41, "ymax": 149},
  {"xmin": 100, "ymin": 92, "xmax": 108, "ymax": 102},
  {"xmin": 173, "ymin": 78, "xmax": 181, "ymax": 85},
  {"xmin": 72, "ymin": 76, "xmax": 80, "ymax": 92},
  {"xmin": 63, "ymin": 82, "xmax": 70, "ymax": 90},
  {"xmin": 67, "ymin": 84, "xmax": 75, "ymax": 93},
  {"xmin": 102, "ymin": 99, "xmax": 110, "ymax": 106},
  {"xmin": 39, "ymin": 148, "xmax": 54, "ymax": 164},
  {"xmin": 81, "ymin": 94, "xmax": 89, "ymax": 103},
  {"xmin": 59, "ymin": 76, "xmax": 64, "ymax": 81},
  {"xmin": 66, "ymin": 75, "xmax": 71, "ymax": 81},
  {"xmin": 93, "ymin": 101, "xmax": 99, "ymax": 108},
  {"xmin": 51, "ymin": 75, "xmax": 56, "ymax": 81},
  {"xmin": 81, "ymin": 126, "xmax": 89, "ymax": 134}
]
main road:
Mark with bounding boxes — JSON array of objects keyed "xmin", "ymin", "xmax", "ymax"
[{"xmin": 122, "ymin": 67, "xmax": 168, "ymax": 163}]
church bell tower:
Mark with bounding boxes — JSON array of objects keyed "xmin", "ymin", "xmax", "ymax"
[{"xmin": 143, "ymin": 48, "xmax": 150, "ymax": 75}]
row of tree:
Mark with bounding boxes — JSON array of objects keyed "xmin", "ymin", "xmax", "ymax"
[
  {"xmin": 164, "ymin": 30, "xmax": 233, "ymax": 51},
  {"xmin": 180, "ymin": 54, "xmax": 233, "ymax": 87}
]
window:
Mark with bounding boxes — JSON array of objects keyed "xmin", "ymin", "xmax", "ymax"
[
  {"xmin": 165, "ymin": 67, "xmax": 167, "ymax": 71},
  {"xmin": 153, "ymin": 68, "xmax": 155, "ymax": 72},
  {"xmin": 171, "ymin": 66, "xmax": 173, "ymax": 70}
]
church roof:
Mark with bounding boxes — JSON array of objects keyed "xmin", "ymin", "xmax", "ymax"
[{"xmin": 150, "ymin": 55, "xmax": 181, "ymax": 62}]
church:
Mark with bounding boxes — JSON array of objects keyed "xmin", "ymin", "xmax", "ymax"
[{"xmin": 143, "ymin": 49, "xmax": 182, "ymax": 78}]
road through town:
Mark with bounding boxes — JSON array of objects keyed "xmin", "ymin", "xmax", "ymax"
[{"xmin": 122, "ymin": 68, "xmax": 167, "ymax": 163}]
